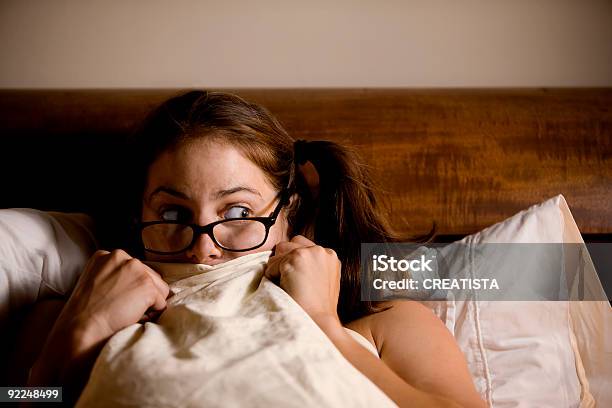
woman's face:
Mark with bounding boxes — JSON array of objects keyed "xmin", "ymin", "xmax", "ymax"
[{"xmin": 141, "ymin": 139, "xmax": 290, "ymax": 265}]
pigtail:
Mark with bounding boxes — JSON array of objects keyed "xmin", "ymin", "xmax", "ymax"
[{"xmin": 292, "ymin": 140, "xmax": 432, "ymax": 323}]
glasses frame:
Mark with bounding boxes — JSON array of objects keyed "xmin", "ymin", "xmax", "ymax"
[{"xmin": 138, "ymin": 191, "xmax": 288, "ymax": 255}]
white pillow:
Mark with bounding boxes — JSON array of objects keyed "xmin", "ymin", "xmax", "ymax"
[
  {"xmin": 0, "ymin": 209, "xmax": 98, "ymax": 326},
  {"xmin": 420, "ymin": 195, "xmax": 610, "ymax": 407},
  {"xmin": 559, "ymin": 200, "xmax": 612, "ymax": 407}
]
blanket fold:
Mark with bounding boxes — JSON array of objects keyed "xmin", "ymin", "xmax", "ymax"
[{"xmin": 76, "ymin": 251, "xmax": 396, "ymax": 407}]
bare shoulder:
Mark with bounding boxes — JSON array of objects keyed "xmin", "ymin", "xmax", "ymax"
[
  {"xmin": 349, "ymin": 300, "xmax": 487, "ymax": 408},
  {"xmin": 369, "ymin": 300, "xmax": 448, "ymax": 342},
  {"xmin": 343, "ymin": 300, "xmax": 442, "ymax": 354}
]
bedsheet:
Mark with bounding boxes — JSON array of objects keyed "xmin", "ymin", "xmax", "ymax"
[{"xmin": 76, "ymin": 251, "xmax": 396, "ymax": 408}]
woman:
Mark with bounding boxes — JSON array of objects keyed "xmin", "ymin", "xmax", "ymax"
[{"xmin": 29, "ymin": 91, "xmax": 486, "ymax": 407}]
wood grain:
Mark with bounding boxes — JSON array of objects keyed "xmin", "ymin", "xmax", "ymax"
[{"xmin": 0, "ymin": 89, "xmax": 610, "ymax": 236}]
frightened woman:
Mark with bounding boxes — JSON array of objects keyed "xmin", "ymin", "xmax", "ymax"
[{"xmin": 29, "ymin": 91, "xmax": 486, "ymax": 408}]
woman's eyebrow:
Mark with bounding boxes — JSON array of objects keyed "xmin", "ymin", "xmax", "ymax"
[
  {"xmin": 148, "ymin": 185, "xmax": 262, "ymax": 202},
  {"xmin": 213, "ymin": 186, "xmax": 262, "ymax": 200},
  {"xmin": 148, "ymin": 186, "xmax": 190, "ymax": 201}
]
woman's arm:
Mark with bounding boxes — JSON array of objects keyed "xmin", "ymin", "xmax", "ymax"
[
  {"xmin": 372, "ymin": 301, "xmax": 486, "ymax": 407},
  {"xmin": 27, "ymin": 312, "xmax": 108, "ymax": 402},
  {"xmin": 345, "ymin": 301, "xmax": 487, "ymax": 408},
  {"xmin": 315, "ymin": 315, "xmax": 466, "ymax": 407},
  {"xmin": 265, "ymin": 236, "xmax": 483, "ymax": 408},
  {"xmin": 27, "ymin": 249, "xmax": 169, "ymax": 403}
]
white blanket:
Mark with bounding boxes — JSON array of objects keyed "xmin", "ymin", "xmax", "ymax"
[{"xmin": 76, "ymin": 251, "xmax": 396, "ymax": 407}]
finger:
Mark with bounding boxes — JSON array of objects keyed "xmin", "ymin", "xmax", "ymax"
[
  {"xmin": 97, "ymin": 249, "xmax": 133, "ymax": 276},
  {"xmin": 326, "ymin": 249, "xmax": 340, "ymax": 264},
  {"xmin": 79, "ymin": 250, "xmax": 108, "ymax": 279},
  {"xmin": 77, "ymin": 250, "xmax": 127, "ymax": 289},
  {"xmin": 88, "ymin": 249, "xmax": 110, "ymax": 264},
  {"xmin": 290, "ymin": 235, "xmax": 316, "ymax": 247},
  {"xmin": 136, "ymin": 261, "xmax": 169, "ymax": 311},
  {"xmin": 265, "ymin": 254, "xmax": 293, "ymax": 281},
  {"xmin": 142, "ymin": 264, "xmax": 171, "ymax": 299},
  {"xmin": 82, "ymin": 249, "xmax": 110, "ymax": 274},
  {"xmin": 150, "ymin": 289, "xmax": 168, "ymax": 311},
  {"xmin": 264, "ymin": 255, "xmax": 282, "ymax": 280},
  {"xmin": 121, "ymin": 258, "xmax": 170, "ymax": 300},
  {"xmin": 274, "ymin": 241, "xmax": 303, "ymax": 256}
]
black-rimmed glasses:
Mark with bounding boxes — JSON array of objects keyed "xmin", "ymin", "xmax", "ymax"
[{"xmin": 139, "ymin": 192, "xmax": 288, "ymax": 254}]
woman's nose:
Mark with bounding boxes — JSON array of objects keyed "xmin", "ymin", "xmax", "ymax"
[{"xmin": 185, "ymin": 232, "xmax": 223, "ymax": 264}]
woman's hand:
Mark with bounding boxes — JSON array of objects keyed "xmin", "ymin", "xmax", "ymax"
[
  {"xmin": 29, "ymin": 249, "xmax": 169, "ymax": 394},
  {"xmin": 264, "ymin": 235, "xmax": 342, "ymax": 329},
  {"xmin": 58, "ymin": 249, "xmax": 170, "ymax": 342}
]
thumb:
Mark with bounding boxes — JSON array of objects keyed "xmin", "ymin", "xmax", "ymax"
[
  {"xmin": 151, "ymin": 290, "xmax": 168, "ymax": 311},
  {"xmin": 264, "ymin": 255, "xmax": 284, "ymax": 281}
]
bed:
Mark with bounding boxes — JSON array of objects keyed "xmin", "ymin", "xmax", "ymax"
[
  {"xmin": 0, "ymin": 88, "xmax": 610, "ymax": 407},
  {"xmin": 1, "ymin": 88, "xmax": 611, "ymax": 237}
]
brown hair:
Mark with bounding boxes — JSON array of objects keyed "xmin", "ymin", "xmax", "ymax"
[{"xmin": 121, "ymin": 90, "xmax": 427, "ymax": 323}]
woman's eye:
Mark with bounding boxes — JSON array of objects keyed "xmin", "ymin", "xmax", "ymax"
[
  {"xmin": 160, "ymin": 207, "xmax": 190, "ymax": 222},
  {"xmin": 224, "ymin": 206, "xmax": 252, "ymax": 219}
]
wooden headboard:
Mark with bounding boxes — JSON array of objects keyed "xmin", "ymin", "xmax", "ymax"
[{"xmin": 1, "ymin": 89, "xmax": 610, "ymax": 240}]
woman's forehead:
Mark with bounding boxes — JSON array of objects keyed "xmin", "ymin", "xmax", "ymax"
[{"xmin": 145, "ymin": 140, "xmax": 275, "ymax": 201}]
